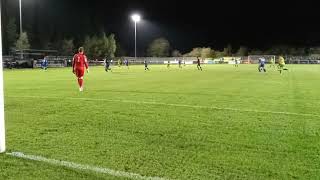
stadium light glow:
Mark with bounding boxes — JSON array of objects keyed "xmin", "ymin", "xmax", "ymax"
[
  {"xmin": 131, "ymin": 14, "xmax": 141, "ymax": 22},
  {"xmin": 0, "ymin": 3, "xmax": 6, "ymax": 153}
]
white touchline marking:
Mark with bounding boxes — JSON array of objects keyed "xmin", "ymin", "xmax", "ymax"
[
  {"xmin": 7, "ymin": 152, "xmax": 169, "ymax": 180},
  {"xmin": 6, "ymin": 95, "xmax": 320, "ymax": 118}
]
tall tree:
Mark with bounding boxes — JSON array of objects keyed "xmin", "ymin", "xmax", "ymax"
[
  {"xmin": 61, "ymin": 39, "xmax": 74, "ymax": 56},
  {"xmin": 147, "ymin": 38, "xmax": 170, "ymax": 57},
  {"xmin": 115, "ymin": 43, "xmax": 126, "ymax": 57},
  {"xmin": 107, "ymin": 34, "xmax": 117, "ymax": 58},
  {"xmin": 223, "ymin": 44, "xmax": 232, "ymax": 56},
  {"xmin": 6, "ymin": 17, "xmax": 18, "ymax": 51},
  {"xmin": 172, "ymin": 49, "xmax": 182, "ymax": 57},
  {"xmin": 200, "ymin": 48, "xmax": 214, "ymax": 58},
  {"xmin": 184, "ymin": 48, "xmax": 202, "ymax": 57},
  {"xmin": 83, "ymin": 33, "xmax": 117, "ymax": 59},
  {"xmin": 16, "ymin": 32, "xmax": 31, "ymax": 50},
  {"xmin": 236, "ymin": 46, "xmax": 248, "ymax": 56},
  {"xmin": 184, "ymin": 47, "xmax": 214, "ymax": 58}
]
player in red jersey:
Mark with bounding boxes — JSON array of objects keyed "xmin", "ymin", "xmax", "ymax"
[{"xmin": 72, "ymin": 47, "xmax": 89, "ymax": 92}]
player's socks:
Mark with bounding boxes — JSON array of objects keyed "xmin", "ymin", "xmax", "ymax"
[{"xmin": 78, "ymin": 78, "xmax": 83, "ymax": 88}]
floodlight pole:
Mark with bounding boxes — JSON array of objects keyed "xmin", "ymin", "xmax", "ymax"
[
  {"xmin": 0, "ymin": 3, "xmax": 6, "ymax": 153},
  {"xmin": 19, "ymin": 0, "xmax": 22, "ymax": 35},
  {"xmin": 19, "ymin": 0, "xmax": 23, "ymax": 59},
  {"xmin": 131, "ymin": 14, "xmax": 140, "ymax": 61},
  {"xmin": 134, "ymin": 21, "xmax": 137, "ymax": 60}
]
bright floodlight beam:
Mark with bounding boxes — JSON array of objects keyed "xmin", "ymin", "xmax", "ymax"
[
  {"xmin": 131, "ymin": 14, "xmax": 141, "ymax": 60},
  {"xmin": 0, "ymin": 3, "xmax": 6, "ymax": 153},
  {"xmin": 131, "ymin": 14, "xmax": 141, "ymax": 22}
]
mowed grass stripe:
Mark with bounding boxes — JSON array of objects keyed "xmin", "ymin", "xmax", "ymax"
[{"xmin": 6, "ymin": 95, "xmax": 320, "ymax": 118}]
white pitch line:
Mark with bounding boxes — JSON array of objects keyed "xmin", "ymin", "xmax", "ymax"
[
  {"xmin": 6, "ymin": 95, "xmax": 320, "ymax": 118},
  {"xmin": 7, "ymin": 152, "xmax": 169, "ymax": 180}
]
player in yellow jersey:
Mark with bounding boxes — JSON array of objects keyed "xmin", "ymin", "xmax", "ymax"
[{"xmin": 278, "ymin": 56, "xmax": 288, "ymax": 74}]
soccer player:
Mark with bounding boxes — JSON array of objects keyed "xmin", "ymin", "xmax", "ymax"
[
  {"xmin": 167, "ymin": 60, "xmax": 170, "ymax": 69},
  {"xmin": 178, "ymin": 59, "xmax": 182, "ymax": 68},
  {"xmin": 124, "ymin": 59, "xmax": 129, "ymax": 69},
  {"xmin": 197, "ymin": 57, "xmax": 202, "ymax": 71},
  {"xmin": 269, "ymin": 56, "xmax": 276, "ymax": 68},
  {"xmin": 41, "ymin": 55, "xmax": 48, "ymax": 70},
  {"xmin": 278, "ymin": 56, "xmax": 288, "ymax": 74},
  {"xmin": 258, "ymin": 57, "xmax": 266, "ymax": 72},
  {"xmin": 144, "ymin": 60, "xmax": 150, "ymax": 71},
  {"xmin": 72, "ymin": 47, "xmax": 89, "ymax": 92},
  {"xmin": 234, "ymin": 59, "xmax": 240, "ymax": 67},
  {"xmin": 104, "ymin": 59, "xmax": 111, "ymax": 72},
  {"xmin": 117, "ymin": 59, "xmax": 121, "ymax": 67}
]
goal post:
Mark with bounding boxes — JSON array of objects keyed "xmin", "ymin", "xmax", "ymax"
[{"xmin": 0, "ymin": 4, "xmax": 6, "ymax": 153}]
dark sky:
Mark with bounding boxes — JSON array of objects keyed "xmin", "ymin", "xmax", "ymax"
[{"xmin": 3, "ymin": 0, "xmax": 320, "ymax": 55}]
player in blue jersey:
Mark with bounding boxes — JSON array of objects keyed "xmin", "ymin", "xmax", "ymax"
[
  {"xmin": 41, "ymin": 55, "xmax": 48, "ymax": 70},
  {"xmin": 124, "ymin": 59, "xmax": 129, "ymax": 69},
  {"xmin": 258, "ymin": 58, "xmax": 266, "ymax": 72},
  {"xmin": 178, "ymin": 59, "xmax": 182, "ymax": 68}
]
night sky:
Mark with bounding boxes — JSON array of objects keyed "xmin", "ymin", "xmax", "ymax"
[{"xmin": 2, "ymin": 0, "xmax": 320, "ymax": 55}]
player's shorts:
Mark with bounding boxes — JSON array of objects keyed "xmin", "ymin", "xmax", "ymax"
[
  {"xmin": 279, "ymin": 64, "xmax": 285, "ymax": 68},
  {"xmin": 75, "ymin": 68, "xmax": 84, "ymax": 78},
  {"xmin": 259, "ymin": 64, "xmax": 265, "ymax": 68}
]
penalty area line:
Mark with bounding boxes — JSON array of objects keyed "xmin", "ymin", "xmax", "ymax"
[
  {"xmin": 6, "ymin": 95, "xmax": 320, "ymax": 118},
  {"xmin": 6, "ymin": 152, "xmax": 169, "ymax": 180}
]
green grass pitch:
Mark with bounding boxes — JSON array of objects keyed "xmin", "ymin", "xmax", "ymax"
[{"xmin": 1, "ymin": 64, "xmax": 320, "ymax": 179}]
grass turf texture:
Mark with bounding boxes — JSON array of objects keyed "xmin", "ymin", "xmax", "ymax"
[{"xmin": 1, "ymin": 64, "xmax": 320, "ymax": 179}]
